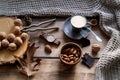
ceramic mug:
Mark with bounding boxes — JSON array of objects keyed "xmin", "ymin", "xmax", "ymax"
[{"xmin": 70, "ymin": 15, "xmax": 90, "ymax": 31}]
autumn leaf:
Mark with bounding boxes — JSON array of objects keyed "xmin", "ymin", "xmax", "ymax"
[{"xmin": 14, "ymin": 43, "xmax": 41, "ymax": 77}]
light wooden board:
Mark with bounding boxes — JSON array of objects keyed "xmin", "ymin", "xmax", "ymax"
[{"xmin": 0, "ymin": 17, "xmax": 28, "ymax": 63}]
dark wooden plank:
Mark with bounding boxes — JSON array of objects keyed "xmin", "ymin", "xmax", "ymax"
[
  {"xmin": 0, "ymin": 59, "xmax": 97, "ymax": 80},
  {"xmin": 29, "ymin": 18, "xmax": 109, "ymax": 58},
  {"xmin": 0, "ymin": 17, "xmax": 108, "ymax": 80}
]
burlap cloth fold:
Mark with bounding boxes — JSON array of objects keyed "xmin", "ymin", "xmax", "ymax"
[{"xmin": 1, "ymin": 0, "xmax": 120, "ymax": 80}]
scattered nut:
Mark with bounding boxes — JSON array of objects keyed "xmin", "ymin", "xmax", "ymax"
[
  {"xmin": 45, "ymin": 45, "xmax": 52, "ymax": 53},
  {"xmin": 8, "ymin": 43, "xmax": 17, "ymax": 51},
  {"xmin": 92, "ymin": 43, "xmax": 101, "ymax": 54},
  {"xmin": 1, "ymin": 39, "xmax": 9, "ymax": 48},
  {"xmin": 14, "ymin": 19, "xmax": 23, "ymax": 26},
  {"xmin": 7, "ymin": 33, "xmax": 16, "ymax": 43},
  {"xmin": 90, "ymin": 19, "xmax": 97, "ymax": 26},
  {"xmin": 13, "ymin": 26, "xmax": 21, "ymax": 35},
  {"xmin": 20, "ymin": 32, "xmax": 29, "ymax": 41},
  {"xmin": 14, "ymin": 37, "xmax": 23, "ymax": 46},
  {"xmin": 0, "ymin": 32, "xmax": 6, "ymax": 41}
]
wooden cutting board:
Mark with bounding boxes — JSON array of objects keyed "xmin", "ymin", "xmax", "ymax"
[{"xmin": 0, "ymin": 17, "xmax": 28, "ymax": 64}]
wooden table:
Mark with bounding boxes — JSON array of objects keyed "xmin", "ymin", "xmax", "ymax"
[{"xmin": 0, "ymin": 17, "xmax": 109, "ymax": 80}]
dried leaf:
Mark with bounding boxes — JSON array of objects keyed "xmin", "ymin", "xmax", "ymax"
[{"xmin": 14, "ymin": 43, "xmax": 41, "ymax": 77}]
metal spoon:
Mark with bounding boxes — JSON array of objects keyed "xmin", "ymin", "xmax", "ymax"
[{"xmin": 87, "ymin": 27, "xmax": 102, "ymax": 42}]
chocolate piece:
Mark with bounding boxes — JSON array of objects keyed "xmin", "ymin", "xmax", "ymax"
[
  {"xmin": 80, "ymin": 38, "xmax": 90, "ymax": 47},
  {"xmin": 82, "ymin": 53, "xmax": 95, "ymax": 68}
]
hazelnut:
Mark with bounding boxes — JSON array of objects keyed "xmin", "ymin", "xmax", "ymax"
[
  {"xmin": 14, "ymin": 37, "xmax": 23, "ymax": 46},
  {"xmin": 13, "ymin": 26, "xmax": 21, "ymax": 35},
  {"xmin": 45, "ymin": 45, "xmax": 52, "ymax": 53},
  {"xmin": 92, "ymin": 43, "xmax": 101, "ymax": 54},
  {"xmin": 0, "ymin": 32, "xmax": 6, "ymax": 41},
  {"xmin": 20, "ymin": 32, "xmax": 29, "ymax": 41},
  {"xmin": 7, "ymin": 33, "xmax": 16, "ymax": 42},
  {"xmin": 8, "ymin": 43, "xmax": 17, "ymax": 51},
  {"xmin": 1, "ymin": 39, "xmax": 9, "ymax": 48},
  {"xmin": 90, "ymin": 19, "xmax": 97, "ymax": 26},
  {"xmin": 14, "ymin": 19, "xmax": 23, "ymax": 26}
]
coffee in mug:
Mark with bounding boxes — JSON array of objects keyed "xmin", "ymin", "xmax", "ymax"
[{"xmin": 71, "ymin": 15, "xmax": 87, "ymax": 29}]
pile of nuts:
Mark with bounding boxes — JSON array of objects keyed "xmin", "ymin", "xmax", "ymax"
[
  {"xmin": 0, "ymin": 18, "xmax": 29, "ymax": 51},
  {"xmin": 60, "ymin": 46, "xmax": 81, "ymax": 64}
]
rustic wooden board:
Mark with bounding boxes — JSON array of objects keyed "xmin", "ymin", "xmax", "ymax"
[
  {"xmin": 0, "ymin": 59, "xmax": 97, "ymax": 80},
  {"xmin": 28, "ymin": 18, "xmax": 109, "ymax": 58},
  {"xmin": 0, "ymin": 17, "xmax": 109, "ymax": 80}
]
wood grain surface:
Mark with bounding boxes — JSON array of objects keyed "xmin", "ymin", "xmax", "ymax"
[{"xmin": 0, "ymin": 17, "xmax": 109, "ymax": 80}]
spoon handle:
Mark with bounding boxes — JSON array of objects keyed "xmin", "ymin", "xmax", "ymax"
[{"xmin": 87, "ymin": 28, "xmax": 102, "ymax": 42}]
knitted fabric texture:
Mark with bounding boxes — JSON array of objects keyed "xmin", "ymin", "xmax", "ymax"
[{"xmin": 0, "ymin": 0, "xmax": 120, "ymax": 80}]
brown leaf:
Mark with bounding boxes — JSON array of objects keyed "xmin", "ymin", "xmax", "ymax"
[{"xmin": 14, "ymin": 43, "xmax": 41, "ymax": 77}]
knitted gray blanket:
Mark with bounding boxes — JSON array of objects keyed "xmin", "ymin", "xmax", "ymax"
[{"xmin": 1, "ymin": 0, "xmax": 120, "ymax": 80}]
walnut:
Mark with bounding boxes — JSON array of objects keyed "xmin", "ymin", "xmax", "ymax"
[
  {"xmin": 0, "ymin": 32, "xmax": 6, "ymax": 41},
  {"xmin": 14, "ymin": 19, "xmax": 23, "ymax": 26},
  {"xmin": 20, "ymin": 33, "xmax": 29, "ymax": 41},
  {"xmin": 7, "ymin": 33, "xmax": 16, "ymax": 43},
  {"xmin": 44, "ymin": 45, "xmax": 52, "ymax": 53},
  {"xmin": 1, "ymin": 39, "xmax": 9, "ymax": 48},
  {"xmin": 13, "ymin": 26, "xmax": 21, "ymax": 35},
  {"xmin": 8, "ymin": 43, "xmax": 17, "ymax": 51},
  {"xmin": 14, "ymin": 37, "xmax": 23, "ymax": 46},
  {"xmin": 92, "ymin": 43, "xmax": 101, "ymax": 54}
]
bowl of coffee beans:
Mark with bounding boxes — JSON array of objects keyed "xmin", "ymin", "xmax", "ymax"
[{"xmin": 60, "ymin": 42, "xmax": 82, "ymax": 65}]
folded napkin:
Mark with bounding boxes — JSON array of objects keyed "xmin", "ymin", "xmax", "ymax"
[{"xmin": 0, "ymin": 0, "xmax": 120, "ymax": 80}]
